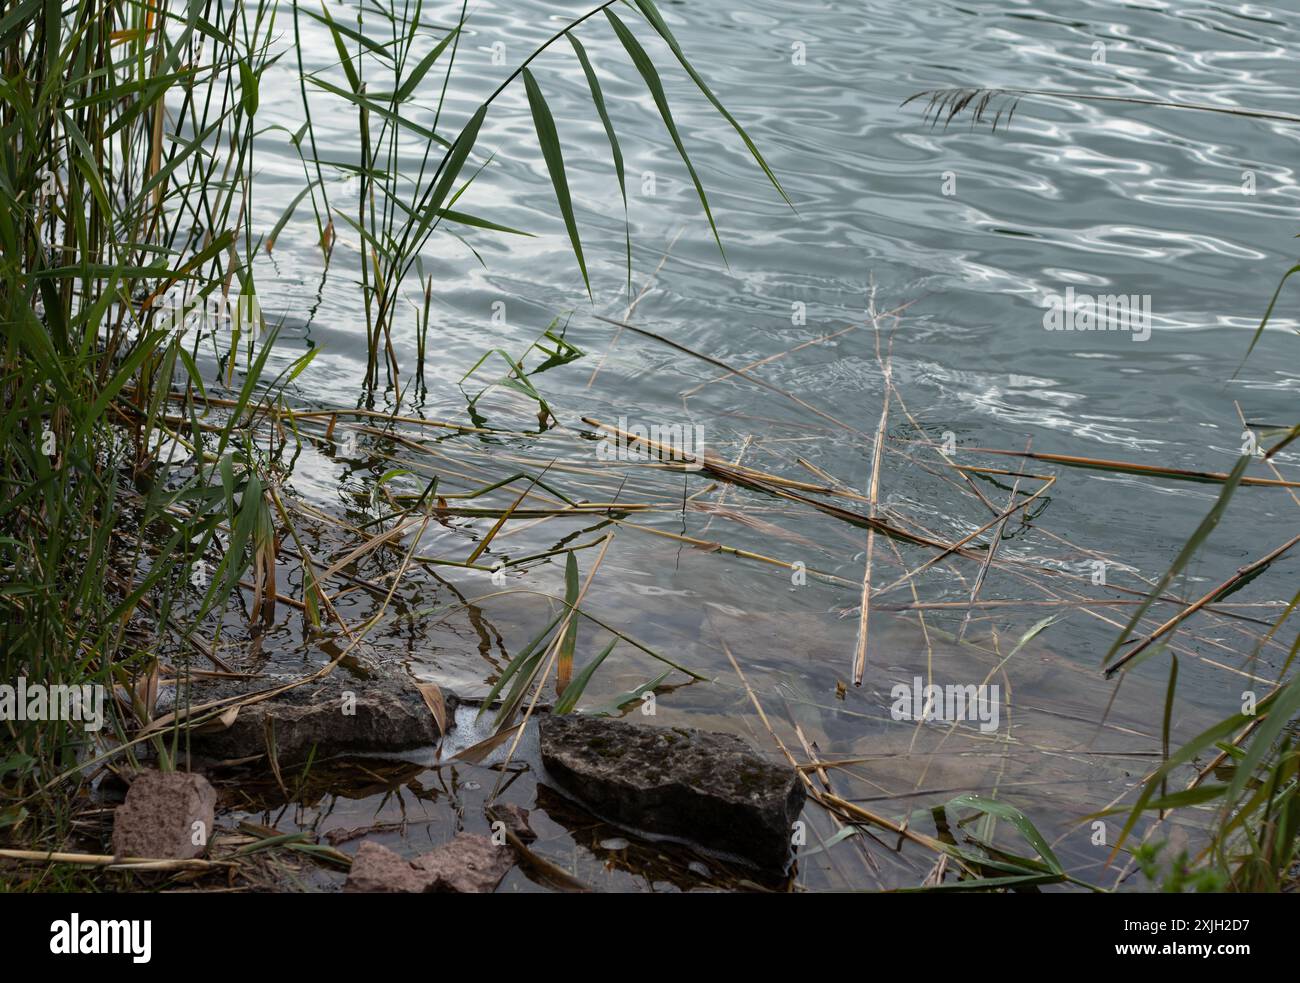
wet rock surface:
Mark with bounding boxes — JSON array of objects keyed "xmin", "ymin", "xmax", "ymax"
[
  {"xmin": 489, "ymin": 802, "xmax": 537, "ymax": 843},
  {"xmin": 416, "ymin": 833, "xmax": 515, "ymax": 892},
  {"xmin": 344, "ymin": 834, "xmax": 514, "ymax": 893},
  {"xmin": 183, "ymin": 664, "xmax": 451, "ymax": 764},
  {"xmin": 538, "ymin": 715, "xmax": 805, "ymax": 872},
  {"xmin": 343, "ymin": 841, "xmax": 431, "ymax": 893},
  {"xmin": 112, "ymin": 769, "xmax": 216, "ymax": 860}
]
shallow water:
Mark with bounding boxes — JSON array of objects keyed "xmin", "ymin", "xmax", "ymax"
[{"xmin": 205, "ymin": 0, "xmax": 1298, "ymax": 890}]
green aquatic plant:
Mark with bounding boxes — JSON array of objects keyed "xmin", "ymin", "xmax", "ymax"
[
  {"xmin": 290, "ymin": 0, "xmax": 790, "ymax": 388},
  {"xmin": 0, "ymin": 0, "xmax": 300, "ymax": 836}
]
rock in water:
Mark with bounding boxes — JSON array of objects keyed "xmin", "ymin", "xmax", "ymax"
[
  {"xmin": 344, "ymin": 835, "xmax": 514, "ymax": 893},
  {"xmin": 344, "ymin": 841, "xmax": 435, "ymax": 894},
  {"xmin": 488, "ymin": 802, "xmax": 537, "ymax": 843},
  {"xmin": 187, "ymin": 666, "xmax": 449, "ymax": 764},
  {"xmin": 416, "ymin": 834, "xmax": 515, "ymax": 893},
  {"xmin": 539, "ymin": 715, "xmax": 804, "ymax": 871},
  {"xmin": 112, "ymin": 770, "xmax": 216, "ymax": 860}
]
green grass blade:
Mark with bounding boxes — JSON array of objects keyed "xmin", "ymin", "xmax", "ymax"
[
  {"xmin": 1235, "ymin": 261, "xmax": 1300, "ymax": 376},
  {"xmin": 395, "ymin": 28, "xmax": 458, "ymax": 103},
  {"xmin": 632, "ymin": 0, "xmax": 792, "ymax": 208},
  {"xmin": 567, "ymin": 30, "xmax": 630, "ymax": 296},
  {"xmin": 605, "ymin": 9, "xmax": 724, "ymax": 262},
  {"xmin": 946, "ymin": 794, "xmax": 1064, "ymax": 875},
  {"xmin": 522, "ymin": 68, "xmax": 590, "ymax": 298},
  {"xmin": 555, "ymin": 638, "xmax": 618, "ymax": 714},
  {"xmin": 478, "ymin": 611, "xmax": 564, "ymax": 720},
  {"xmin": 585, "ymin": 669, "xmax": 671, "ymax": 717}
]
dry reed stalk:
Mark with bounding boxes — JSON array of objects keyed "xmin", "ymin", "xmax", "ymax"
[
  {"xmin": 852, "ymin": 297, "xmax": 892, "ymax": 686},
  {"xmin": 961, "ymin": 447, "xmax": 1300, "ymax": 488},
  {"xmin": 0, "ymin": 849, "xmax": 232, "ymax": 872},
  {"xmin": 1105, "ymin": 531, "xmax": 1300, "ymax": 677}
]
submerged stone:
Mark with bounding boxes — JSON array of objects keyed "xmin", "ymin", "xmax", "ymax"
[
  {"xmin": 489, "ymin": 802, "xmax": 537, "ymax": 843},
  {"xmin": 538, "ymin": 715, "xmax": 804, "ymax": 872},
  {"xmin": 112, "ymin": 769, "xmax": 216, "ymax": 860}
]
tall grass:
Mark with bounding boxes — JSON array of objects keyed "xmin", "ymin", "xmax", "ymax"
[
  {"xmin": 0, "ymin": 0, "xmax": 292, "ymax": 836},
  {"xmin": 287, "ymin": 0, "xmax": 787, "ymax": 388}
]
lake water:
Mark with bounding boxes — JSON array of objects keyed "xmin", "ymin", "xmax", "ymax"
[{"xmin": 217, "ymin": 0, "xmax": 1299, "ymax": 890}]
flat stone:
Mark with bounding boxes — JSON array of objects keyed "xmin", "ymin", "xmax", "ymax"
[
  {"xmin": 416, "ymin": 834, "xmax": 514, "ymax": 893},
  {"xmin": 186, "ymin": 665, "xmax": 450, "ymax": 764},
  {"xmin": 344, "ymin": 841, "xmax": 435, "ymax": 893},
  {"xmin": 344, "ymin": 835, "xmax": 514, "ymax": 893},
  {"xmin": 539, "ymin": 715, "xmax": 804, "ymax": 872},
  {"xmin": 112, "ymin": 770, "xmax": 216, "ymax": 860}
]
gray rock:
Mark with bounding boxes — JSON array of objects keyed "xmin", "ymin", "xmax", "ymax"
[
  {"xmin": 185, "ymin": 665, "xmax": 450, "ymax": 764},
  {"xmin": 112, "ymin": 769, "xmax": 216, "ymax": 860},
  {"xmin": 539, "ymin": 715, "xmax": 804, "ymax": 872},
  {"xmin": 344, "ymin": 835, "xmax": 514, "ymax": 893}
]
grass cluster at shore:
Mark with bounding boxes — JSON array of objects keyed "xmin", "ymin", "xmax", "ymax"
[{"xmin": 1, "ymin": 0, "xmax": 287, "ymax": 843}]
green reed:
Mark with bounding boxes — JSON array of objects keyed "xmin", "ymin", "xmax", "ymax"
[
  {"xmin": 0, "ymin": 0, "xmax": 297, "ymax": 837},
  {"xmin": 289, "ymin": 0, "xmax": 787, "ymax": 389}
]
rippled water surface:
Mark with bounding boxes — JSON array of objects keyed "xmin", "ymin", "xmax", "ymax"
[{"xmin": 215, "ymin": 0, "xmax": 1300, "ymax": 890}]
